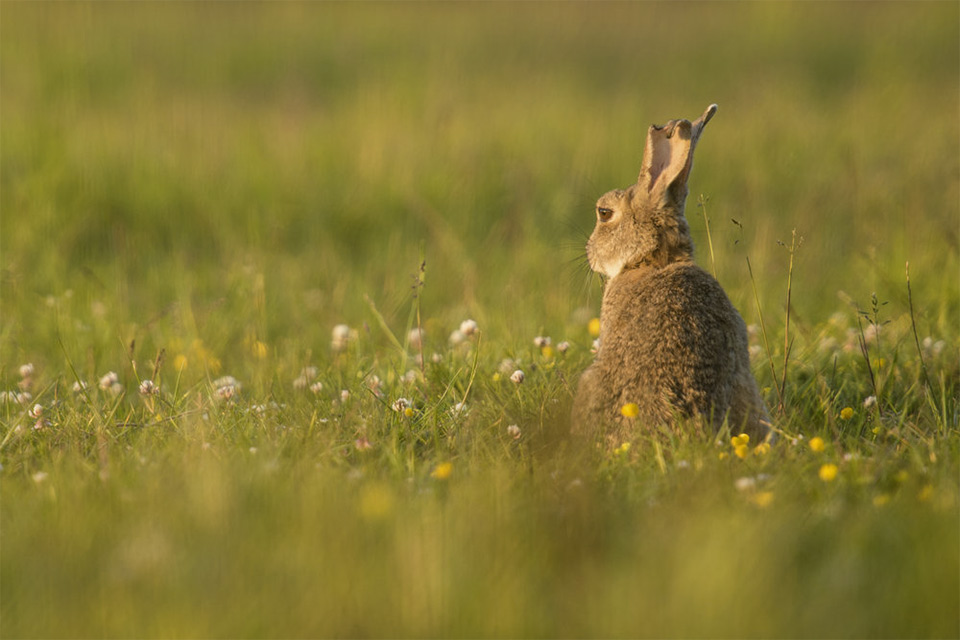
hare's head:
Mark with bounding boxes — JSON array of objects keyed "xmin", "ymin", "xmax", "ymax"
[{"xmin": 587, "ymin": 104, "xmax": 717, "ymax": 278}]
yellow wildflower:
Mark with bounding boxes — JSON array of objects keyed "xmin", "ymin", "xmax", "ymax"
[
  {"xmin": 894, "ymin": 470, "xmax": 909, "ymax": 483},
  {"xmin": 839, "ymin": 407, "xmax": 854, "ymax": 420},
  {"xmin": 753, "ymin": 442, "xmax": 771, "ymax": 456},
  {"xmin": 173, "ymin": 354, "xmax": 188, "ymax": 371},
  {"xmin": 430, "ymin": 462, "xmax": 453, "ymax": 480},
  {"xmin": 620, "ymin": 403, "xmax": 640, "ymax": 418},
  {"xmin": 819, "ymin": 463, "xmax": 839, "ymax": 482},
  {"xmin": 252, "ymin": 340, "xmax": 268, "ymax": 360},
  {"xmin": 734, "ymin": 444, "xmax": 749, "ymax": 460},
  {"xmin": 588, "ymin": 317, "xmax": 601, "ymax": 337},
  {"xmin": 873, "ymin": 494, "xmax": 891, "ymax": 507},
  {"xmin": 918, "ymin": 484, "xmax": 934, "ymax": 502},
  {"xmin": 615, "ymin": 442, "xmax": 632, "ymax": 455},
  {"xmin": 541, "ymin": 345, "xmax": 555, "ymax": 360},
  {"xmin": 751, "ymin": 491, "xmax": 775, "ymax": 508},
  {"xmin": 403, "ymin": 407, "xmax": 414, "ymax": 418},
  {"xmin": 731, "ymin": 433, "xmax": 750, "ymax": 448},
  {"xmin": 809, "ymin": 437, "xmax": 826, "ymax": 453},
  {"xmin": 358, "ymin": 483, "xmax": 394, "ymax": 521},
  {"xmin": 718, "ymin": 451, "xmax": 729, "ymax": 461}
]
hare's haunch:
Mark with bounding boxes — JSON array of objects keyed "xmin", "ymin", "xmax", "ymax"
[{"xmin": 573, "ymin": 104, "xmax": 770, "ymax": 441}]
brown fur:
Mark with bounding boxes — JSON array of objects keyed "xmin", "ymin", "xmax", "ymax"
[{"xmin": 573, "ymin": 105, "xmax": 770, "ymax": 442}]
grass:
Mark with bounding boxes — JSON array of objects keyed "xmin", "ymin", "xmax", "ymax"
[{"xmin": 2, "ymin": 2, "xmax": 958, "ymax": 638}]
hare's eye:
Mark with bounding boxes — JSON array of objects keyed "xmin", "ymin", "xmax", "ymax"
[{"xmin": 597, "ymin": 207, "xmax": 614, "ymax": 222}]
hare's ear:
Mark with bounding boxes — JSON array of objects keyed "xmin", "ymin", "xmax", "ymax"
[{"xmin": 637, "ymin": 104, "xmax": 717, "ymax": 208}]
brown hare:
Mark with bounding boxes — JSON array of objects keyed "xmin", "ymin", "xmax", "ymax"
[{"xmin": 573, "ymin": 104, "xmax": 770, "ymax": 442}]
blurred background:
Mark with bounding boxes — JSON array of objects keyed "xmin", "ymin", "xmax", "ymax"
[{"xmin": 2, "ymin": 2, "xmax": 957, "ymax": 372}]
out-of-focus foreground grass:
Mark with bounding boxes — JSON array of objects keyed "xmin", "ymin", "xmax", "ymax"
[{"xmin": 1, "ymin": 3, "xmax": 958, "ymax": 638}]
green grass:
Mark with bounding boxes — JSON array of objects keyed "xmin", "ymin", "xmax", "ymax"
[{"xmin": 2, "ymin": 2, "xmax": 958, "ymax": 637}]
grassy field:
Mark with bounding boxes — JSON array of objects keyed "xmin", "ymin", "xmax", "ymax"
[{"xmin": 2, "ymin": 2, "xmax": 958, "ymax": 637}]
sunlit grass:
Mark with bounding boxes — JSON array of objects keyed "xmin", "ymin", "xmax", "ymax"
[{"xmin": 2, "ymin": 2, "xmax": 958, "ymax": 638}]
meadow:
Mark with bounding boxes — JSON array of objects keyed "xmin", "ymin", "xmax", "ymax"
[{"xmin": 1, "ymin": 3, "xmax": 958, "ymax": 637}]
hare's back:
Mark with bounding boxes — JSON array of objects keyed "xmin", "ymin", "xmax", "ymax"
[{"xmin": 604, "ymin": 262, "xmax": 747, "ymax": 377}]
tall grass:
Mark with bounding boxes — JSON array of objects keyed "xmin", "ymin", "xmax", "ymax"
[{"xmin": 2, "ymin": 3, "xmax": 958, "ymax": 637}]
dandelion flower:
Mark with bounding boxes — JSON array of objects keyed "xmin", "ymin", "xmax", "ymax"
[
  {"xmin": 809, "ymin": 436, "xmax": 826, "ymax": 453},
  {"xmin": 818, "ymin": 463, "xmax": 839, "ymax": 482},
  {"xmin": 431, "ymin": 462, "xmax": 453, "ymax": 480},
  {"xmin": 620, "ymin": 402, "xmax": 640, "ymax": 418},
  {"xmin": 839, "ymin": 407, "xmax": 854, "ymax": 420},
  {"xmin": 588, "ymin": 317, "xmax": 600, "ymax": 337}
]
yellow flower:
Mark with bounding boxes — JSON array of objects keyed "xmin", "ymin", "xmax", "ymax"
[
  {"xmin": 873, "ymin": 494, "xmax": 891, "ymax": 507},
  {"xmin": 731, "ymin": 433, "xmax": 750, "ymax": 448},
  {"xmin": 894, "ymin": 470, "xmax": 909, "ymax": 483},
  {"xmin": 819, "ymin": 463, "xmax": 839, "ymax": 482},
  {"xmin": 403, "ymin": 407, "xmax": 414, "ymax": 418},
  {"xmin": 751, "ymin": 491, "xmax": 775, "ymax": 508},
  {"xmin": 753, "ymin": 443, "xmax": 771, "ymax": 456},
  {"xmin": 173, "ymin": 354, "xmax": 188, "ymax": 371},
  {"xmin": 588, "ymin": 317, "xmax": 601, "ymax": 338},
  {"xmin": 620, "ymin": 403, "xmax": 640, "ymax": 418},
  {"xmin": 358, "ymin": 483, "xmax": 394, "ymax": 521},
  {"xmin": 809, "ymin": 437, "xmax": 826, "ymax": 453},
  {"xmin": 541, "ymin": 345, "xmax": 555, "ymax": 360},
  {"xmin": 430, "ymin": 462, "xmax": 453, "ymax": 480},
  {"xmin": 718, "ymin": 451, "xmax": 729, "ymax": 461},
  {"xmin": 734, "ymin": 444, "xmax": 749, "ymax": 460},
  {"xmin": 615, "ymin": 442, "xmax": 632, "ymax": 456},
  {"xmin": 839, "ymin": 407, "xmax": 854, "ymax": 420},
  {"xmin": 918, "ymin": 484, "xmax": 934, "ymax": 502},
  {"xmin": 252, "ymin": 340, "xmax": 268, "ymax": 360}
]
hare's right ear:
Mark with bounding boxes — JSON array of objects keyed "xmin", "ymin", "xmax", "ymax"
[{"xmin": 637, "ymin": 104, "xmax": 717, "ymax": 209}]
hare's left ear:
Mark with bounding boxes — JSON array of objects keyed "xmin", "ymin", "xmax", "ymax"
[{"xmin": 638, "ymin": 104, "xmax": 717, "ymax": 208}]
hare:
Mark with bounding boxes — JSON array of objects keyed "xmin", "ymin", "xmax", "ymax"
[{"xmin": 573, "ymin": 104, "xmax": 770, "ymax": 442}]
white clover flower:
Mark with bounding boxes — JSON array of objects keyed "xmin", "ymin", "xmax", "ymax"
[
  {"xmin": 459, "ymin": 319, "xmax": 478, "ymax": 336},
  {"xmin": 506, "ymin": 424, "xmax": 521, "ymax": 440},
  {"xmin": 407, "ymin": 328, "xmax": 425, "ymax": 349},
  {"xmin": 734, "ymin": 477, "xmax": 757, "ymax": 492},
  {"xmin": 108, "ymin": 383, "xmax": 124, "ymax": 397},
  {"xmin": 818, "ymin": 336, "xmax": 838, "ymax": 353},
  {"xmin": 340, "ymin": 389, "xmax": 351, "ymax": 402},
  {"xmin": 863, "ymin": 395, "xmax": 877, "ymax": 408},
  {"xmin": 138, "ymin": 380, "xmax": 158, "ymax": 396},
  {"xmin": 557, "ymin": 341, "xmax": 570, "ymax": 354},
  {"xmin": 431, "ymin": 352, "xmax": 443, "ymax": 364},
  {"xmin": 19, "ymin": 363, "xmax": 35, "ymax": 379},
  {"xmin": 366, "ymin": 375, "xmax": 382, "ymax": 395},
  {"xmin": 31, "ymin": 471, "xmax": 48, "ymax": 483},
  {"xmin": 28, "ymin": 404, "xmax": 43, "ymax": 419},
  {"xmin": 749, "ymin": 345, "xmax": 763, "ymax": 359},
  {"xmin": 510, "ymin": 369, "xmax": 525, "ymax": 384},
  {"xmin": 99, "ymin": 371, "xmax": 119, "ymax": 390},
  {"xmin": 331, "ymin": 324, "xmax": 353, "ymax": 352},
  {"xmin": 302, "ymin": 366, "xmax": 318, "ymax": 379},
  {"xmin": 310, "ymin": 381, "xmax": 324, "ymax": 394},
  {"xmin": 401, "ymin": 369, "xmax": 419, "ymax": 385},
  {"xmin": 533, "ymin": 336, "xmax": 551, "ymax": 348},
  {"xmin": 448, "ymin": 329, "xmax": 466, "ymax": 346},
  {"xmin": 391, "ymin": 397, "xmax": 412, "ymax": 413},
  {"xmin": 498, "ymin": 358, "xmax": 517, "ymax": 374},
  {"xmin": 450, "ymin": 401, "xmax": 468, "ymax": 417},
  {"xmin": 213, "ymin": 376, "xmax": 241, "ymax": 401},
  {"xmin": 293, "ymin": 375, "xmax": 309, "ymax": 390},
  {"xmin": 71, "ymin": 381, "xmax": 88, "ymax": 394},
  {"xmin": 591, "ymin": 339, "xmax": 600, "ymax": 354},
  {"xmin": 16, "ymin": 391, "xmax": 33, "ymax": 405},
  {"xmin": 746, "ymin": 324, "xmax": 759, "ymax": 339}
]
